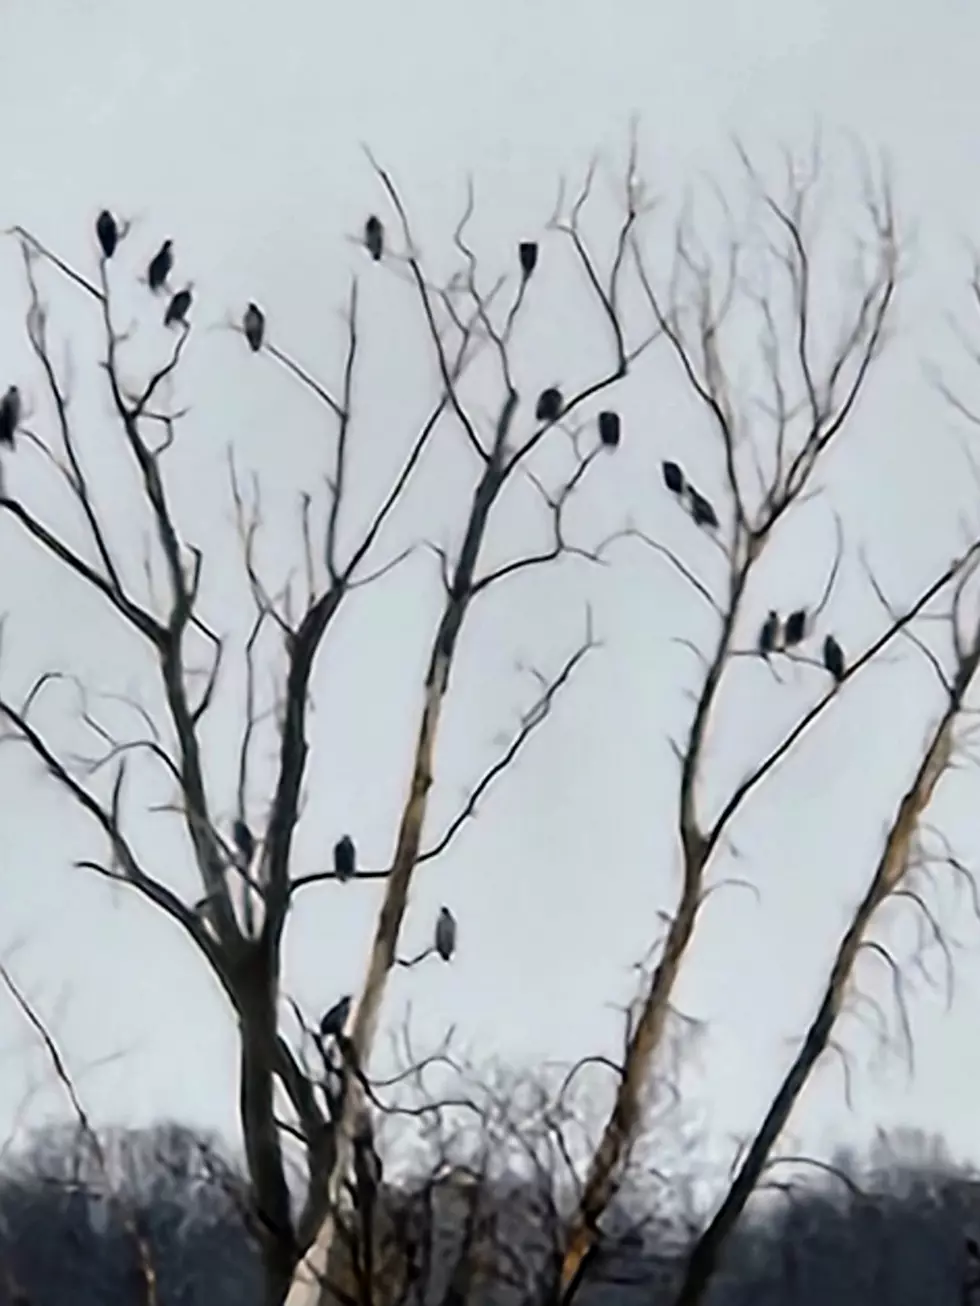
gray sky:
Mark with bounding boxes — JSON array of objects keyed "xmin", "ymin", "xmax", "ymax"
[{"xmin": 2, "ymin": 0, "xmax": 980, "ymax": 1190}]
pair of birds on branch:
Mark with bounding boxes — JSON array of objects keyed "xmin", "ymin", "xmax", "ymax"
[
  {"xmin": 234, "ymin": 213, "xmax": 387, "ymax": 356},
  {"xmin": 533, "ymin": 386, "xmax": 621, "ymax": 449},
  {"xmin": 95, "ymin": 209, "xmax": 192, "ymax": 329},
  {"xmin": 230, "ymin": 824, "xmax": 362, "ymax": 883},
  {"xmin": 329, "ymin": 834, "xmax": 457, "ymax": 958},
  {"xmin": 759, "ymin": 608, "xmax": 846, "ymax": 682},
  {"xmin": 360, "ymin": 217, "xmax": 540, "ymax": 283},
  {"xmin": 317, "ymin": 907, "xmax": 457, "ymax": 1041},
  {"xmin": 659, "ymin": 457, "xmax": 719, "ymax": 530}
]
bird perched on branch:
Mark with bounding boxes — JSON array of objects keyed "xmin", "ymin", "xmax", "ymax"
[
  {"xmin": 319, "ymin": 994, "xmax": 352, "ymax": 1040},
  {"xmin": 823, "ymin": 634, "xmax": 846, "ymax": 683},
  {"xmin": 164, "ymin": 286, "xmax": 192, "ymax": 328},
  {"xmin": 96, "ymin": 210, "xmax": 118, "ymax": 260},
  {"xmin": 364, "ymin": 215, "xmax": 384, "ymax": 262},
  {"xmin": 147, "ymin": 239, "xmax": 173, "ymax": 293},
  {"xmin": 758, "ymin": 610, "xmax": 779, "ymax": 657},
  {"xmin": 784, "ymin": 608, "xmax": 807, "ymax": 647},
  {"xmin": 0, "ymin": 385, "xmax": 21, "ymax": 449},
  {"xmin": 661, "ymin": 460, "xmax": 685, "ymax": 496},
  {"xmin": 535, "ymin": 387, "xmax": 563, "ymax": 423},
  {"xmin": 232, "ymin": 819, "xmax": 255, "ymax": 869},
  {"xmin": 435, "ymin": 906, "xmax": 457, "ymax": 962},
  {"xmin": 519, "ymin": 241, "xmax": 538, "ymax": 279},
  {"xmin": 688, "ymin": 487, "xmax": 719, "ymax": 530},
  {"xmin": 333, "ymin": 835, "xmax": 356, "ymax": 882},
  {"xmin": 243, "ymin": 302, "xmax": 265, "ymax": 352},
  {"xmin": 597, "ymin": 410, "xmax": 621, "ymax": 449}
]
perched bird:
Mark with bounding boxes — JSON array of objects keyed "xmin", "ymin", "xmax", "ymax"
[
  {"xmin": 364, "ymin": 215, "xmax": 384, "ymax": 262},
  {"xmin": 232, "ymin": 819, "xmax": 255, "ymax": 868},
  {"xmin": 597, "ymin": 410, "xmax": 621, "ymax": 449},
  {"xmin": 823, "ymin": 634, "xmax": 846, "ymax": 683},
  {"xmin": 147, "ymin": 239, "xmax": 173, "ymax": 293},
  {"xmin": 164, "ymin": 286, "xmax": 192, "ymax": 328},
  {"xmin": 689, "ymin": 488, "xmax": 719, "ymax": 530},
  {"xmin": 519, "ymin": 241, "xmax": 538, "ymax": 279},
  {"xmin": 661, "ymin": 460, "xmax": 685, "ymax": 496},
  {"xmin": 319, "ymin": 994, "xmax": 352, "ymax": 1040},
  {"xmin": 758, "ymin": 610, "xmax": 779, "ymax": 657},
  {"xmin": 333, "ymin": 835, "xmax": 356, "ymax": 882},
  {"xmin": 434, "ymin": 906, "xmax": 457, "ymax": 962},
  {"xmin": 243, "ymin": 302, "xmax": 265, "ymax": 353},
  {"xmin": 96, "ymin": 210, "xmax": 118, "ymax": 260},
  {"xmin": 784, "ymin": 608, "xmax": 807, "ymax": 647},
  {"xmin": 535, "ymin": 387, "xmax": 563, "ymax": 423},
  {"xmin": 0, "ymin": 385, "xmax": 21, "ymax": 449}
]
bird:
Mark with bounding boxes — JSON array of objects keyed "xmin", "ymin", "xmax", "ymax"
[
  {"xmin": 232, "ymin": 819, "xmax": 254, "ymax": 868},
  {"xmin": 364, "ymin": 216, "xmax": 384, "ymax": 262},
  {"xmin": 0, "ymin": 385, "xmax": 21, "ymax": 449},
  {"xmin": 519, "ymin": 241, "xmax": 538, "ymax": 279},
  {"xmin": 333, "ymin": 835, "xmax": 356, "ymax": 882},
  {"xmin": 147, "ymin": 240, "xmax": 173, "ymax": 293},
  {"xmin": 661, "ymin": 460, "xmax": 685, "ymax": 496},
  {"xmin": 689, "ymin": 488, "xmax": 719, "ymax": 530},
  {"xmin": 243, "ymin": 302, "xmax": 265, "ymax": 353},
  {"xmin": 434, "ymin": 906, "xmax": 457, "ymax": 962},
  {"xmin": 597, "ymin": 410, "xmax": 621, "ymax": 449},
  {"xmin": 535, "ymin": 387, "xmax": 563, "ymax": 423},
  {"xmin": 319, "ymin": 994, "xmax": 352, "ymax": 1040},
  {"xmin": 164, "ymin": 287, "xmax": 192, "ymax": 328},
  {"xmin": 758, "ymin": 610, "xmax": 779, "ymax": 657},
  {"xmin": 823, "ymin": 634, "xmax": 846, "ymax": 683},
  {"xmin": 96, "ymin": 210, "xmax": 118, "ymax": 260},
  {"xmin": 784, "ymin": 608, "xmax": 807, "ymax": 647}
]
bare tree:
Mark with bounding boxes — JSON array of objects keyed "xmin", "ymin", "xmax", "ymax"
[
  {"xmin": 550, "ymin": 139, "xmax": 980, "ymax": 1306},
  {"xmin": 0, "ymin": 147, "xmax": 653, "ymax": 1306}
]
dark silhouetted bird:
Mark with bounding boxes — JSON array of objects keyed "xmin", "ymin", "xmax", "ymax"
[
  {"xmin": 661, "ymin": 460, "xmax": 685, "ymax": 495},
  {"xmin": 164, "ymin": 287, "xmax": 192, "ymax": 328},
  {"xmin": 519, "ymin": 241, "xmax": 538, "ymax": 279},
  {"xmin": 435, "ymin": 906, "xmax": 457, "ymax": 962},
  {"xmin": 96, "ymin": 210, "xmax": 118, "ymax": 260},
  {"xmin": 333, "ymin": 835, "xmax": 356, "ymax": 882},
  {"xmin": 233, "ymin": 819, "xmax": 254, "ymax": 868},
  {"xmin": 784, "ymin": 608, "xmax": 807, "ymax": 647},
  {"xmin": 364, "ymin": 216, "xmax": 384, "ymax": 261},
  {"xmin": 689, "ymin": 488, "xmax": 719, "ymax": 529},
  {"xmin": 759, "ymin": 610, "xmax": 779, "ymax": 657},
  {"xmin": 535, "ymin": 387, "xmax": 563, "ymax": 423},
  {"xmin": 598, "ymin": 410, "xmax": 621, "ymax": 449},
  {"xmin": 0, "ymin": 385, "xmax": 21, "ymax": 449},
  {"xmin": 147, "ymin": 240, "xmax": 173, "ymax": 293},
  {"xmin": 243, "ymin": 302, "xmax": 265, "ymax": 352},
  {"xmin": 319, "ymin": 994, "xmax": 352, "ymax": 1040},
  {"xmin": 823, "ymin": 634, "xmax": 845, "ymax": 683}
]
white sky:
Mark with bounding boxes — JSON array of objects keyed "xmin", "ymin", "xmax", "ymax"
[{"xmin": 1, "ymin": 0, "xmax": 980, "ymax": 1189}]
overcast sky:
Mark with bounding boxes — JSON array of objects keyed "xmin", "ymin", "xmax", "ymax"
[{"xmin": 1, "ymin": 0, "xmax": 980, "ymax": 1192}]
